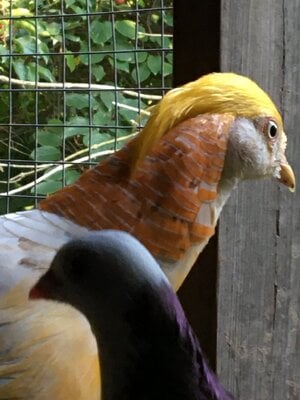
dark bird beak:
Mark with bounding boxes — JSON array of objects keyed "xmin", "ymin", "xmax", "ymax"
[{"xmin": 278, "ymin": 160, "xmax": 296, "ymax": 192}]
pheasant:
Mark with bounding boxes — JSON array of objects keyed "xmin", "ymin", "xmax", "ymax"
[{"xmin": 0, "ymin": 72, "xmax": 295, "ymax": 399}]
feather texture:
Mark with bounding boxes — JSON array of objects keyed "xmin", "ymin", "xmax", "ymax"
[
  {"xmin": 40, "ymin": 114, "xmax": 233, "ymax": 264},
  {"xmin": 30, "ymin": 230, "xmax": 234, "ymax": 400},
  {"xmin": 131, "ymin": 72, "xmax": 282, "ymax": 169},
  {"xmin": 0, "ymin": 211, "xmax": 98, "ymax": 399},
  {"xmin": 0, "ymin": 281, "xmax": 100, "ymax": 399},
  {"xmin": 0, "ymin": 114, "xmax": 234, "ymax": 399}
]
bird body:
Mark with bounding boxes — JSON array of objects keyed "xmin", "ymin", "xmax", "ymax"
[
  {"xmin": 30, "ymin": 230, "xmax": 234, "ymax": 400},
  {"xmin": 0, "ymin": 73, "xmax": 295, "ymax": 399}
]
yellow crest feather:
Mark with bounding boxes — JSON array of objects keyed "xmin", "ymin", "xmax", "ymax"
[{"xmin": 131, "ymin": 72, "xmax": 282, "ymax": 171}]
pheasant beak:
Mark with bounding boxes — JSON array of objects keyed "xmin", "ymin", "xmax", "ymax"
[{"xmin": 278, "ymin": 161, "xmax": 296, "ymax": 192}]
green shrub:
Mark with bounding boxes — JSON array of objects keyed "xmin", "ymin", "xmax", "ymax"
[{"xmin": 0, "ymin": 0, "xmax": 173, "ymax": 212}]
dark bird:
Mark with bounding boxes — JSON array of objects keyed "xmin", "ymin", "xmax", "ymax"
[{"xmin": 30, "ymin": 230, "xmax": 234, "ymax": 400}]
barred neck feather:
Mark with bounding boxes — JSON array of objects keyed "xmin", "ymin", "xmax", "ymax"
[{"xmin": 40, "ymin": 114, "xmax": 233, "ymax": 272}]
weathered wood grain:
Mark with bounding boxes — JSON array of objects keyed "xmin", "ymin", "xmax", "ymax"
[{"xmin": 218, "ymin": 1, "xmax": 300, "ymax": 399}]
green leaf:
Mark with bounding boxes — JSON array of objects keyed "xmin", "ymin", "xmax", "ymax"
[
  {"xmin": 65, "ymin": 117, "xmax": 89, "ymax": 138},
  {"xmin": 92, "ymin": 53, "xmax": 106, "ymax": 64},
  {"xmin": 47, "ymin": 119, "xmax": 64, "ymax": 130},
  {"xmin": 137, "ymin": 52, "xmax": 148, "ymax": 63},
  {"xmin": 31, "ymin": 146, "xmax": 61, "ymax": 161},
  {"xmin": 66, "ymin": 53, "xmax": 77, "ymax": 72},
  {"xmin": 37, "ymin": 121, "xmax": 63, "ymax": 146},
  {"xmin": 67, "ymin": 116, "xmax": 90, "ymax": 126},
  {"xmin": 12, "ymin": 60, "xmax": 27, "ymax": 80},
  {"xmin": 12, "ymin": 8, "xmax": 32, "ymax": 17},
  {"xmin": 14, "ymin": 20, "xmax": 36, "ymax": 35},
  {"xmin": 65, "ymin": 0, "xmax": 76, "ymax": 7},
  {"xmin": 68, "ymin": 5, "xmax": 85, "ymax": 16},
  {"xmin": 27, "ymin": 63, "xmax": 37, "ymax": 81},
  {"xmin": 93, "ymin": 109, "xmax": 111, "ymax": 125},
  {"xmin": 119, "ymin": 107, "xmax": 136, "ymax": 123},
  {"xmin": 83, "ymin": 131, "xmax": 106, "ymax": 147},
  {"xmin": 116, "ymin": 51, "xmax": 133, "ymax": 62},
  {"xmin": 65, "ymin": 169, "xmax": 81, "ymax": 185},
  {"xmin": 164, "ymin": 13, "xmax": 173, "ymax": 27},
  {"xmin": 149, "ymin": 35, "xmax": 162, "ymax": 45},
  {"xmin": 151, "ymin": 14, "xmax": 160, "ymax": 24},
  {"xmin": 85, "ymin": 132, "xmax": 116, "ymax": 151},
  {"xmin": 65, "ymin": 33, "xmax": 81, "ymax": 43},
  {"xmin": 47, "ymin": 169, "xmax": 80, "ymax": 186},
  {"xmin": 116, "ymin": 60, "xmax": 130, "ymax": 73},
  {"xmin": 163, "ymin": 62, "xmax": 173, "ymax": 77},
  {"xmin": 45, "ymin": 22, "xmax": 61, "ymax": 36},
  {"xmin": 100, "ymin": 91, "xmax": 115, "ymax": 111},
  {"xmin": 108, "ymin": 57, "xmax": 129, "ymax": 73},
  {"xmin": 166, "ymin": 53, "xmax": 173, "ymax": 63},
  {"xmin": 47, "ymin": 170, "xmax": 63, "ymax": 181},
  {"xmin": 34, "ymin": 180, "xmax": 63, "ymax": 195},
  {"xmin": 163, "ymin": 37, "xmax": 172, "ymax": 49},
  {"xmin": 147, "ymin": 55, "xmax": 161, "ymax": 75},
  {"xmin": 108, "ymin": 128, "xmax": 132, "ymax": 140},
  {"xmin": 37, "ymin": 41, "xmax": 50, "ymax": 63},
  {"xmin": 66, "ymin": 93, "xmax": 90, "ymax": 109},
  {"xmin": 37, "ymin": 129, "xmax": 63, "ymax": 147},
  {"xmin": 131, "ymin": 64, "xmax": 151, "ymax": 83},
  {"xmin": 80, "ymin": 41, "xmax": 104, "ymax": 65},
  {"xmin": 64, "ymin": 20, "xmax": 82, "ymax": 31},
  {"xmin": 115, "ymin": 35, "xmax": 132, "ymax": 51},
  {"xmin": 115, "ymin": 20, "xmax": 136, "ymax": 39},
  {"xmin": 14, "ymin": 36, "xmax": 37, "ymax": 54},
  {"xmin": 92, "ymin": 65, "xmax": 105, "ymax": 81},
  {"xmin": 0, "ymin": 45, "xmax": 8, "ymax": 56},
  {"xmin": 137, "ymin": 26, "xmax": 146, "ymax": 40},
  {"xmin": 90, "ymin": 20, "xmax": 112, "ymax": 44},
  {"xmin": 118, "ymin": 96, "xmax": 147, "ymax": 123},
  {"xmin": 37, "ymin": 64, "xmax": 55, "ymax": 82}
]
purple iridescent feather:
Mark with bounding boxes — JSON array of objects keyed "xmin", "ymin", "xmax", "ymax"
[{"xmin": 33, "ymin": 230, "xmax": 234, "ymax": 400}]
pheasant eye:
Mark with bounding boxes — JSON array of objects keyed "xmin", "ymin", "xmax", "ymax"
[{"xmin": 268, "ymin": 120, "xmax": 278, "ymax": 139}]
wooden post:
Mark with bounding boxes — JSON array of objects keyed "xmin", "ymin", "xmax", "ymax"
[{"xmin": 217, "ymin": 1, "xmax": 300, "ymax": 398}]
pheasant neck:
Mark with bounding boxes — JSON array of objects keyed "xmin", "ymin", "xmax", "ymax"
[
  {"xmin": 40, "ymin": 114, "xmax": 234, "ymax": 290},
  {"xmin": 161, "ymin": 175, "xmax": 238, "ymax": 290}
]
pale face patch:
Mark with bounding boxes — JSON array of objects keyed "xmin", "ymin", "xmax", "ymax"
[{"xmin": 226, "ymin": 118, "xmax": 283, "ymax": 181}]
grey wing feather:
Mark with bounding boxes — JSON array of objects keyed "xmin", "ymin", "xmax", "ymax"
[{"xmin": 0, "ymin": 210, "xmax": 89, "ymax": 295}]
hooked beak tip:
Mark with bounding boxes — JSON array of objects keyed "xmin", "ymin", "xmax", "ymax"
[{"xmin": 278, "ymin": 163, "xmax": 296, "ymax": 192}]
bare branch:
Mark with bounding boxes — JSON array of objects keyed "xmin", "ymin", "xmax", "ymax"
[
  {"xmin": 0, "ymin": 75, "xmax": 163, "ymax": 100},
  {"xmin": 0, "ymin": 132, "xmax": 137, "ymax": 196}
]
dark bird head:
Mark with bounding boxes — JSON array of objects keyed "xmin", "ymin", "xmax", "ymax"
[
  {"xmin": 29, "ymin": 230, "xmax": 169, "ymax": 318},
  {"xmin": 30, "ymin": 230, "xmax": 234, "ymax": 400}
]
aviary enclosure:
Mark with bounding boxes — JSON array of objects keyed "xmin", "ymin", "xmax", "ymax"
[{"xmin": 0, "ymin": 1, "xmax": 299, "ymax": 398}]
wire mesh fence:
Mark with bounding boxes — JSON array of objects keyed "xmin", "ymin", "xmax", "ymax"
[{"xmin": 0, "ymin": 0, "xmax": 173, "ymax": 214}]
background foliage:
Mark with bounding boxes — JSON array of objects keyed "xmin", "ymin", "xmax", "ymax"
[{"xmin": 0, "ymin": 0, "xmax": 173, "ymax": 212}]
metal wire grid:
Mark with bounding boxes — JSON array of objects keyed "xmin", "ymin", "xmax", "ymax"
[{"xmin": 0, "ymin": 0, "xmax": 173, "ymax": 214}]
